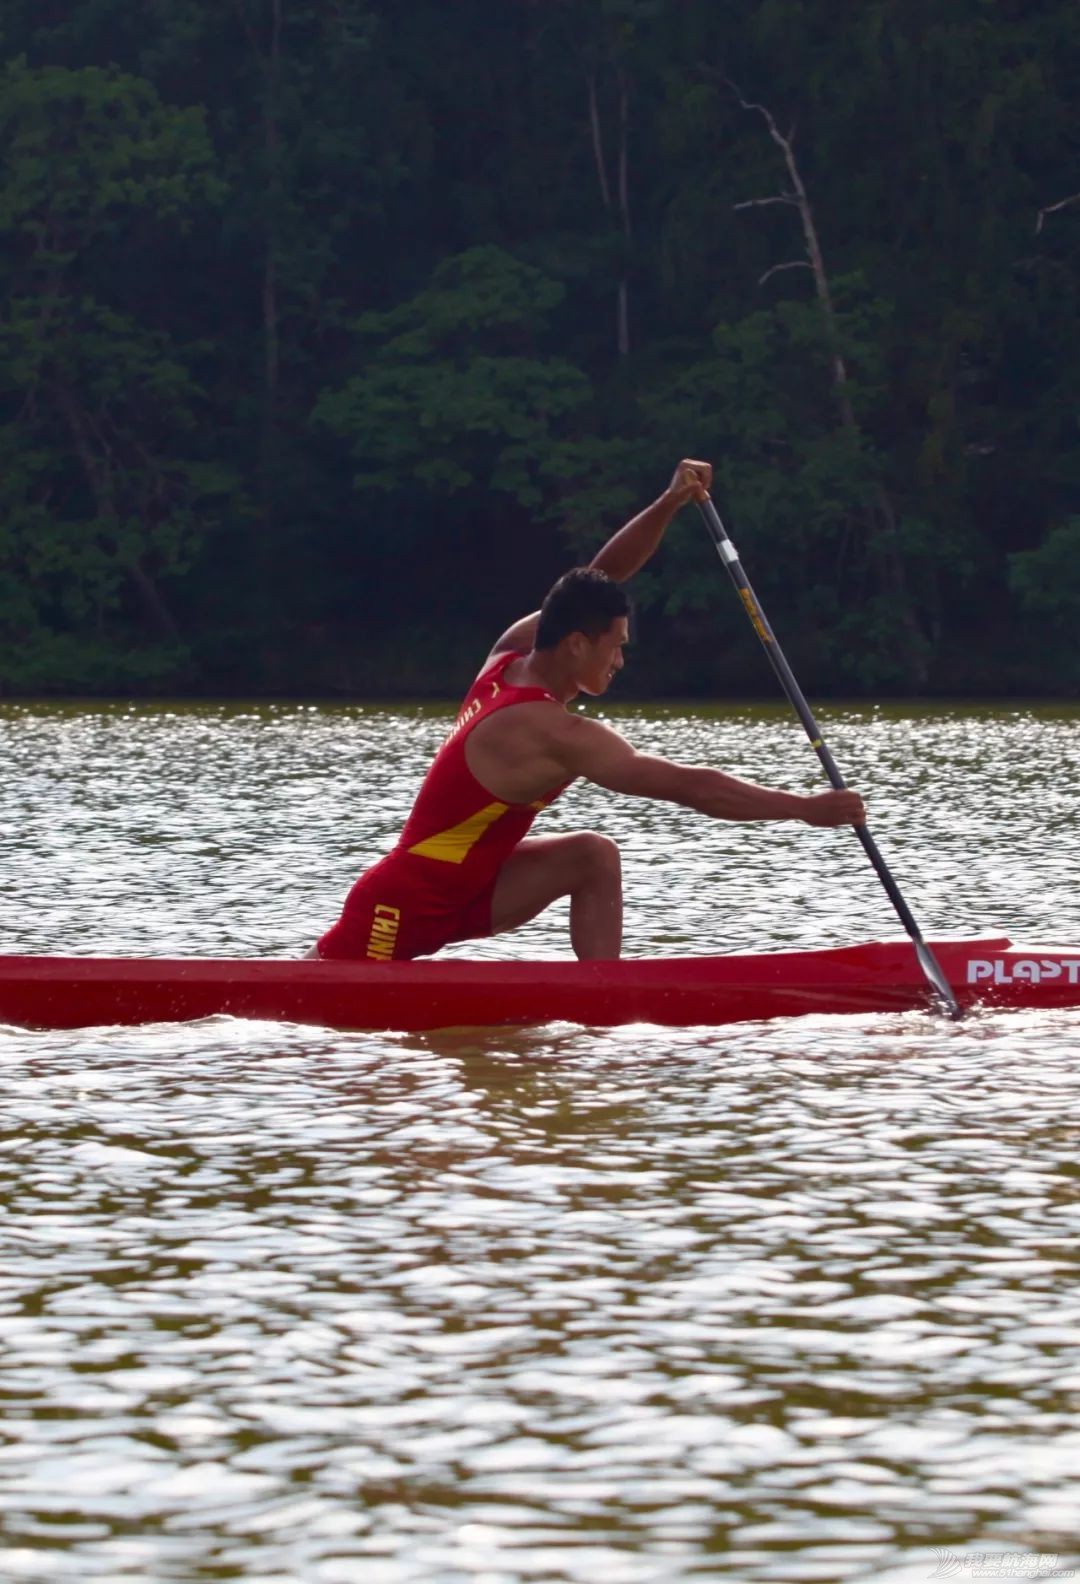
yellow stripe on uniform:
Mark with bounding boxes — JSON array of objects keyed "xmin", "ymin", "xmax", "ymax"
[{"xmin": 407, "ymin": 801, "xmax": 509, "ymax": 864}]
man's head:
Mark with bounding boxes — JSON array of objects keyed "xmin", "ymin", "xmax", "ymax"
[{"xmin": 535, "ymin": 568, "xmax": 630, "ymax": 696}]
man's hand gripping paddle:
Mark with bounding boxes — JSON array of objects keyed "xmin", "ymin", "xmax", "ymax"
[{"xmin": 696, "ymin": 494, "xmax": 962, "ymax": 1021}]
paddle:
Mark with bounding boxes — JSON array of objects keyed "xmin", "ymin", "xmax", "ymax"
[{"xmin": 696, "ymin": 494, "xmax": 962, "ymax": 1021}]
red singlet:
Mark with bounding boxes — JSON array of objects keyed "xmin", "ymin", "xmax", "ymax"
[{"xmin": 317, "ymin": 651, "xmax": 570, "ymax": 960}]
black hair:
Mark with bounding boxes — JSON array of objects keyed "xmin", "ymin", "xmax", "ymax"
[{"xmin": 534, "ymin": 567, "xmax": 630, "ymax": 651}]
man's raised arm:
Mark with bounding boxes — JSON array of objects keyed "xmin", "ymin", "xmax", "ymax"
[
  {"xmin": 588, "ymin": 458, "xmax": 711, "ymax": 583},
  {"xmin": 488, "ymin": 459, "xmax": 712, "ymax": 658}
]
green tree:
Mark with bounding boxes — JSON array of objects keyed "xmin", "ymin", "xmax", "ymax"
[
  {"xmin": 0, "ymin": 60, "xmax": 233, "ymax": 689},
  {"xmin": 3, "ymin": 0, "xmax": 1080, "ymax": 694},
  {"xmin": 1009, "ymin": 520, "xmax": 1080, "ymax": 686},
  {"xmin": 314, "ymin": 247, "xmax": 595, "ymax": 505}
]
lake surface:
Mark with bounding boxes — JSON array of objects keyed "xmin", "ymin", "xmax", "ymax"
[{"xmin": 1, "ymin": 699, "xmax": 1078, "ymax": 1582}]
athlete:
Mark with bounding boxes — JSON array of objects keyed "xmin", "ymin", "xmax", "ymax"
[{"xmin": 313, "ymin": 459, "xmax": 866, "ymax": 962}]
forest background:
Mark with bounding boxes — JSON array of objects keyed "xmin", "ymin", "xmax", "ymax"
[{"xmin": 2, "ymin": 0, "xmax": 1079, "ymax": 699}]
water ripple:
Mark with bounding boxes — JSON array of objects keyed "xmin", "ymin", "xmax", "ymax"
[{"xmin": 0, "ymin": 700, "xmax": 1078, "ymax": 1580}]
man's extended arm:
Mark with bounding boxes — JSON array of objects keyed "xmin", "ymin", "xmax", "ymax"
[
  {"xmin": 552, "ymin": 713, "xmax": 866, "ymax": 827},
  {"xmin": 488, "ymin": 459, "xmax": 712, "ymax": 657}
]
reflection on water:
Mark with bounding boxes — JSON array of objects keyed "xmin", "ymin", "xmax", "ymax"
[{"xmin": 1, "ymin": 700, "xmax": 1078, "ymax": 1580}]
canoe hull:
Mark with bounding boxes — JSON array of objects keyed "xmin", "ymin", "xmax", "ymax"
[{"xmin": 2, "ymin": 938, "xmax": 1079, "ymax": 1032}]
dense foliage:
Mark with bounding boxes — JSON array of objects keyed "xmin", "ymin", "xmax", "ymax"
[{"xmin": 2, "ymin": 0, "xmax": 1079, "ymax": 696}]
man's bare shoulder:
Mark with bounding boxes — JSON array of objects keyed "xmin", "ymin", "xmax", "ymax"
[
  {"xmin": 536, "ymin": 708, "xmax": 633, "ymax": 777},
  {"xmin": 465, "ymin": 699, "xmax": 574, "ymax": 803},
  {"xmin": 469, "ymin": 696, "xmax": 568, "ymax": 747},
  {"xmin": 552, "ymin": 707, "xmax": 624, "ymax": 738},
  {"xmin": 468, "ymin": 699, "xmax": 631, "ymax": 781},
  {"xmin": 495, "ymin": 700, "xmax": 624, "ymax": 742}
]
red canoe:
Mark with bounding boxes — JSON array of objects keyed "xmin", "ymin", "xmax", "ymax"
[{"xmin": 1, "ymin": 938, "xmax": 1079, "ymax": 1033}]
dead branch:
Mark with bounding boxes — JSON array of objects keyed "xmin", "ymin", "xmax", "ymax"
[
  {"xmin": 1036, "ymin": 193, "xmax": 1080, "ymax": 234},
  {"xmin": 733, "ymin": 194, "xmax": 799, "ymax": 211},
  {"xmin": 722, "ymin": 75, "xmax": 850, "ymax": 402},
  {"xmin": 759, "ymin": 260, "xmax": 813, "ymax": 287},
  {"xmin": 713, "ymin": 70, "xmax": 929, "ymax": 679}
]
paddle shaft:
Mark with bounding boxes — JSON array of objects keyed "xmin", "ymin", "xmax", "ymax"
[{"xmin": 696, "ymin": 495, "xmax": 961, "ymax": 1018}]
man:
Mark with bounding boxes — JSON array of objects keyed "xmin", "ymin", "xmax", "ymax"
[{"xmin": 314, "ymin": 459, "xmax": 865, "ymax": 962}]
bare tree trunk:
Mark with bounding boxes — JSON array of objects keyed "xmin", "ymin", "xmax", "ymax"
[
  {"xmin": 728, "ymin": 83, "xmax": 928, "ymax": 682},
  {"xmin": 588, "ymin": 72, "xmax": 612, "ymax": 210},
  {"xmin": 587, "ymin": 66, "xmax": 632, "ymax": 359},
  {"xmin": 55, "ymin": 385, "xmax": 182, "ymax": 643},
  {"xmin": 615, "ymin": 65, "xmax": 631, "ymax": 359},
  {"xmin": 733, "ymin": 91, "xmax": 855, "ymax": 421},
  {"xmin": 235, "ymin": 0, "xmax": 284, "ymax": 602},
  {"xmin": 126, "ymin": 558, "xmax": 184, "ymax": 643},
  {"xmin": 261, "ymin": 0, "xmax": 283, "ymax": 488}
]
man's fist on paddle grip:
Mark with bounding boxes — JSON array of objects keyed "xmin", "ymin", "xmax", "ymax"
[
  {"xmin": 801, "ymin": 790, "xmax": 867, "ymax": 827},
  {"xmin": 666, "ymin": 459, "xmax": 712, "ymax": 507}
]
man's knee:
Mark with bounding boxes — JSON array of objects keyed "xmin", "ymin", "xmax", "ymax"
[{"xmin": 575, "ymin": 831, "xmax": 621, "ymax": 881}]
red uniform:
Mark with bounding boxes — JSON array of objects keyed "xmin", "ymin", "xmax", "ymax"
[{"xmin": 318, "ymin": 651, "xmax": 570, "ymax": 960}]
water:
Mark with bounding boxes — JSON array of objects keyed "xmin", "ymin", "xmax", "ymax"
[{"xmin": 1, "ymin": 699, "xmax": 1078, "ymax": 1582}]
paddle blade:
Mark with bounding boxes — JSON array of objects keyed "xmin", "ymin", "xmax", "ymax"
[{"xmin": 915, "ymin": 940, "xmax": 963, "ymax": 1020}]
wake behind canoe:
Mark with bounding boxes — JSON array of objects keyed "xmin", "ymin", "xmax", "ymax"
[{"xmin": 1, "ymin": 939, "xmax": 1079, "ymax": 1033}]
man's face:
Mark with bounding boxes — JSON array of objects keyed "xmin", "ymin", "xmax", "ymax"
[{"xmin": 572, "ymin": 617, "xmax": 629, "ymax": 696}]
